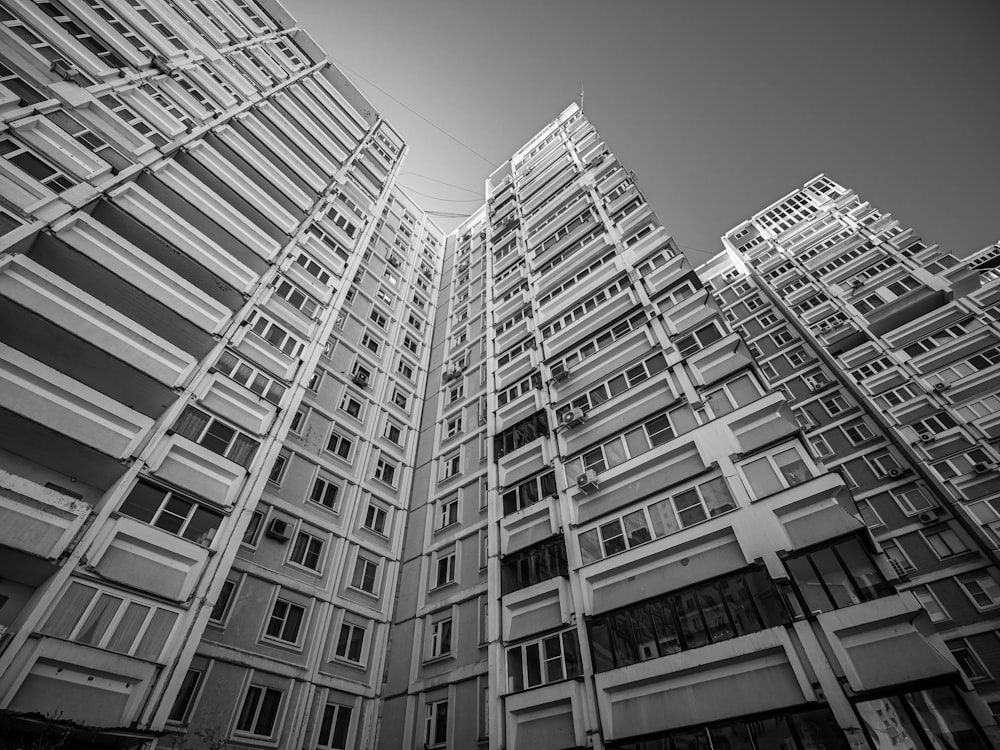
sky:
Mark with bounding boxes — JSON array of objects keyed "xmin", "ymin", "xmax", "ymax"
[{"xmin": 283, "ymin": 0, "xmax": 1000, "ymax": 265}]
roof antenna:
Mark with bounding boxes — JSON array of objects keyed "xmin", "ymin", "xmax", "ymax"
[{"xmin": 578, "ymin": 88, "xmax": 585, "ymax": 112}]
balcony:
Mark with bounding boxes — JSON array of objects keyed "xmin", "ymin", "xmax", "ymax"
[
  {"xmin": 595, "ymin": 625, "xmax": 812, "ymax": 742},
  {"xmin": 0, "ymin": 635, "xmax": 160, "ymax": 730},
  {"xmin": 0, "ymin": 343, "xmax": 152, "ymax": 460},
  {"xmin": 234, "ymin": 112, "xmax": 326, "ymax": 194},
  {"xmin": 145, "ymin": 434, "xmax": 246, "ymax": 507},
  {"xmin": 505, "ymin": 681, "xmax": 585, "ymax": 750},
  {"xmin": 256, "ymin": 101, "xmax": 339, "ymax": 177},
  {"xmin": 0, "ymin": 252, "xmax": 196, "ymax": 385},
  {"xmin": 107, "ymin": 182, "xmax": 258, "ymax": 295},
  {"xmin": 816, "ymin": 593, "xmax": 958, "ymax": 692},
  {"xmin": 0, "ymin": 470, "xmax": 90, "ymax": 569}
]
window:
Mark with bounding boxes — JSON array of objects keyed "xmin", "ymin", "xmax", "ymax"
[
  {"xmin": 437, "ymin": 496, "xmax": 458, "ymax": 530},
  {"xmin": 335, "ymin": 621, "xmax": 366, "ymax": 663},
  {"xmin": 339, "ymin": 394, "xmax": 363, "ymax": 420},
  {"xmin": 364, "ymin": 503, "xmax": 388, "ymax": 535},
  {"xmin": 396, "ymin": 359, "xmax": 414, "ymax": 380},
  {"xmin": 501, "ymin": 537, "xmax": 568, "ymax": 594},
  {"xmin": 248, "ymin": 312, "xmax": 302, "ymax": 357},
  {"xmin": 959, "ymin": 572, "xmax": 1000, "ymax": 610},
  {"xmin": 855, "ymin": 499, "xmax": 884, "ymax": 529},
  {"xmin": 172, "ymin": 406, "xmax": 260, "ymax": 467},
  {"xmin": 374, "ymin": 457, "xmax": 398, "ymax": 488},
  {"xmin": 384, "ymin": 419, "xmax": 403, "ymax": 445},
  {"xmin": 441, "ymin": 452, "xmax": 460, "ymax": 480},
  {"xmin": 361, "ymin": 333, "xmax": 382, "ymax": 356},
  {"xmin": 786, "ymin": 348, "xmax": 808, "ymax": 368},
  {"xmin": 376, "ymin": 286, "xmax": 395, "ymax": 306},
  {"xmin": 855, "ymin": 686, "xmax": 990, "ymax": 750},
  {"xmin": 949, "ymin": 640, "xmax": 991, "ymax": 682},
  {"xmin": 703, "ymin": 374, "xmax": 762, "ymax": 417},
  {"xmin": 351, "ymin": 555, "xmax": 379, "ymax": 594},
  {"xmin": 268, "ymin": 451, "xmax": 290, "ymax": 484},
  {"xmin": 912, "ymin": 584, "xmax": 949, "ymax": 623},
  {"xmin": 289, "ymin": 531, "xmax": 324, "ymax": 571},
  {"xmin": 368, "ymin": 307, "xmax": 388, "ymax": 329},
  {"xmin": 273, "ymin": 279, "xmax": 319, "ymax": 317},
  {"xmin": 210, "ymin": 579, "xmax": 237, "ymax": 623},
  {"xmin": 306, "ymin": 368, "xmax": 323, "ymax": 392},
  {"xmin": 447, "ymin": 382, "xmax": 465, "ymax": 403},
  {"xmin": 289, "ymin": 408, "xmax": 307, "ymax": 434},
  {"xmin": 242, "ymin": 510, "xmax": 264, "ymax": 546},
  {"xmin": 893, "ymin": 486, "xmax": 935, "ymax": 516},
  {"xmin": 506, "ymin": 629, "xmax": 581, "ymax": 692},
  {"xmin": 435, "ymin": 551, "xmax": 456, "ymax": 587},
  {"xmin": 738, "ymin": 444, "xmax": 812, "ymax": 499},
  {"xmin": 495, "ymin": 411, "xmax": 549, "ymax": 459},
  {"xmin": 168, "ymin": 669, "xmax": 202, "ymax": 723},
  {"xmin": 265, "ymin": 598, "xmax": 305, "ymax": 644},
  {"xmin": 578, "ymin": 477, "xmax": 736, "ymax": 564},
  {"xmin": 391, "ymin": 387, "xmax": 410, "ymax": 411},
  {"xmin": 784, "ymin": 535, "xmax": 893, "ymax": 614},
  {"xmin": 402, "ymin": 334, "xmax": 418, "ymax": 354},
  {"xmin": 293, "ymin": 252, "xmax": 331, "ymax": 285},
  {"xmin": 425, "ymin": 700, "xmax": 448, "ymax": 748},
  {"xmin": 446, "ymin": 415, "xmax": 463, "ymax": 438},
  {"xmin": 316, "ymin": 703, "xmax": 352, "ymax": 750},
  {"xmin": 502, "ymin": 471, "xmax": 557, "ymax": 515},
  {"xmin": 41, "ymin": 581, "xmax": 178, "ymax": 662},
  {"xmin": 809, "ymin": 434, "xmax": 834, "ymax": 459},
  {"xmin": 235, "ymin": 685, "xmax": 283, "ymax": 738},
  {"xmin": 820, "ymin": 394, "xmax": 850, "ymax": 417},
  {"xmin": 842, "ymin": 419, "xmax": 875, "ymax": 445},
  {"xmin": 326, "ymin": 429, "xmax": 353, "ymax": 461},
  {"xmin": 673, "ymin": 321, "xmax": 724, "ymax": 356},
  {"xmin": 923, "ymin": 528, "xmax": 969, "ymax": 559},
  {"xmin": 771, "ymin": 328, "xmax": 794, "ymax": 347},
  {"xmin": 119, "ymin": 479, "xmax": 224, "ymax": 545},
  {"xmin": 429, "ymin": 617, "xmax": 452, "ymax": 658},
  {"xmin": 881, "ymin": 540, "xmax": 914, "ymax": 576},
  {"xmin": 309, "ymin": 476, "xmax": 340, "ymax": 511},
  {"xmin": 588, "ymin": 567, "xmax": 787, "ymax": 671},
  {"xmin": 0, "ymin": 136, "xmax": 75, "ymax": 192}
]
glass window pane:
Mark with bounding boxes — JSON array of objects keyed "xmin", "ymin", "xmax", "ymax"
[
  {"xmin": 77, "ymin": 593, "xmax": 122, "ymax": 645},
  {"xmin": 507, "ymin": 648, "xmax": 524, "ymax": 692},
  {"xmin": 747, "ymin": 715, "xmax": 797, "ymax": 750},
  {"xmin": 631, "ymin": 602, "xmax": 660, "ymax": 661},
  {"xmin": 579, "ymin": 529, "xmax": 602, "ymax": 564},
  {"xmin": 183, "ymin": 506, "xmax": 223, "ymax": 545},
  {"xmin": 624, "ymin": 427, "xmax": 648, "ymax": 457},
  {"xmin": 706, "ymin": 388, "xmax": 734, "ymax": 416},
  {"xmin": 650, "ymin": 598, "xmax": 682, "ymax": 655},
  {"xmin": 119, "ymin": 481, "xmax": 165, "ymax": 523},
  {"xmin": 773, "ymin": 447, "xmax": 810, "ymax": 487},
  {"xmin": 43, "ymin": 582, "xmax": 96, "ymax": 638},
  {"xmin": 648, "ymin": 499, "xmax": 679, "ymax": 538},
  {"xmin": 697, "ymin": 584, "xmax": 735, "ymax": 642},
  {"xmin": 907, "ymin": 686, "xmax": 990, "ymax": 750},
  {"xmin": 720, "ymin": 575, "xmax": 763, "ymax": 635},
  {"xmin": 623, "ymin": 510, "xmax": 652, "ymax": 547},
  {"xmin": 789, "ymin": 708, "xmax": 850, "ymax": 750},
  {"xmin": 856, "ymin": 697, "xmax": 929, "ymax": 750},
  {"xmin": 600, "ymin": 520, "xmax": 626, "ymax": 556},
  {"xmin": 727, "ymin": 374, "xmax": 760, "ymax": 407},
  {"xmin": 700, "ymin": 477, "xmax": 737, "ymax": 516},
  {"xmin": 135, "ymin": 608, "xmax": 178, "ymax": 660},
  {"xmin": 611, "ymin": 611, "xmax": 640, "ymax": 667},
  {"xmin": 674, "ymin": 489, "xmax": 707, "ymax": 527},
  {"xmin": 525, "ymin": 643, "xmax": 542, "ymax": 687},
  {"xmin": 786, "ymin": 556, "xmax": 831, "ymax": 614},
  {"xmin": 835, "ymin": 538, "xmax": 889, "ymax": 602},
  {"xmin": 812, "ymin": 547, "xmax": 858, "ymax": 609},
  {"xmin": 675, "ymin": 590, "xmax": 709, "ymax": 649},
  {"xmin": 709, "ymin": 722, "xmax": 754, "ymax": 750},
  {"xmin": 105, "ymin": 602, "xmax": 150, "ymax": 654},
  {"xmin": 604, "ymin": 438, "xmax": 628, "ymax": 468},
  {"xmin": 589, "ymin": 619, "xmax": 615, "ymax": 671},
  {"xmin": 742, "ymin": 457, "xmax": 783, "ymax": 498}
]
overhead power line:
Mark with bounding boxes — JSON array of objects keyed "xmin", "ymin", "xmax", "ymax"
[
  {"xmin": 399, "ymin": 172, "xmax": 483, "ymax": 197},
  {"xmin": 331, "ymin": 58, "xmax": 498, "ymax": 168},
  {"xmin": 396, "ymin": 185, "xmax": 484, "ymax": 204}
]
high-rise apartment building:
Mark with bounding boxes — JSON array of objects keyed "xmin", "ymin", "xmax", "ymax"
[{"xmin": 0, "ymin": 2, "xmax": 997, "ymax": 749}]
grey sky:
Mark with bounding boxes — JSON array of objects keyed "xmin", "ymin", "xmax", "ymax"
[{"xmin": 284, "ymin": 0, "xmax": 1000, "ymax": 264}]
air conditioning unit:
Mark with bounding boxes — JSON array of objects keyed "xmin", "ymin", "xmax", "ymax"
[
  {"xmin": 974, "ymin": 462, "xmax": 997, "ymax": 474},
  {"xmin": 577, "ymin": 470, "xmax": 599, "ymax": 493},
  {"xmin": 444, "ymin": 365, "xmax": 463, "ymax": 381},
  {"xmin": 918, "ymin": 432, "xmax": 934, "ymax": 443},
  {"xmin": 352, "ymin": 371, "xmax": 369, "ymax": 388},
  {"xmin": 917, "ymin": 510, "xmax": 940, "ymax": 524},
  {"xmin": 387, "ymin": 255, "xmax": 401, "ymax": 267},
  {"xmin": 550, "ymin": 362, "xmax": 571, "ymax": 382},
  {"xmin": 478, "ymin": 231, "xmax": 487, "ymax": 240},
  {"xmin": 887, "ymin": 468, "xmax": 903, "ymax": 478},
  {"xmin": 561, "ymin": 408, "xmax": 586, "ymax": 428},
  {"xmin": 265, "ymin": 518, "xmax": 291, "ymax": 542},
  {"xmin": 804, "ymin": 376, "xmax": 826, "ymax": 392},
  {"xmin": 933, "ymin": 382, "xmax": 948, "ymax": 392}
]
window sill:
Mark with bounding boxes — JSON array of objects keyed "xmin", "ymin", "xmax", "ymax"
[
  {"xmin": 347, "ymin": 584, "xmax": 380, "ymax": 600},
  {"xmin": 259, "ymin": 636, "xmax": 305, "ymax": 654},
  {"xmin": 286, "ymin": 562, "xmax": 324, "ymax": 578},
  {"xmin": 430, "ymin": 580, "xmax": 458, "ymax": 593},
  {"xmin": 422, "ymin": 652, "xmax": 454, "ymax": 666},
  {"xmin": 331, "ymin": 655, "xmax": 368, "ymax": 671}
]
